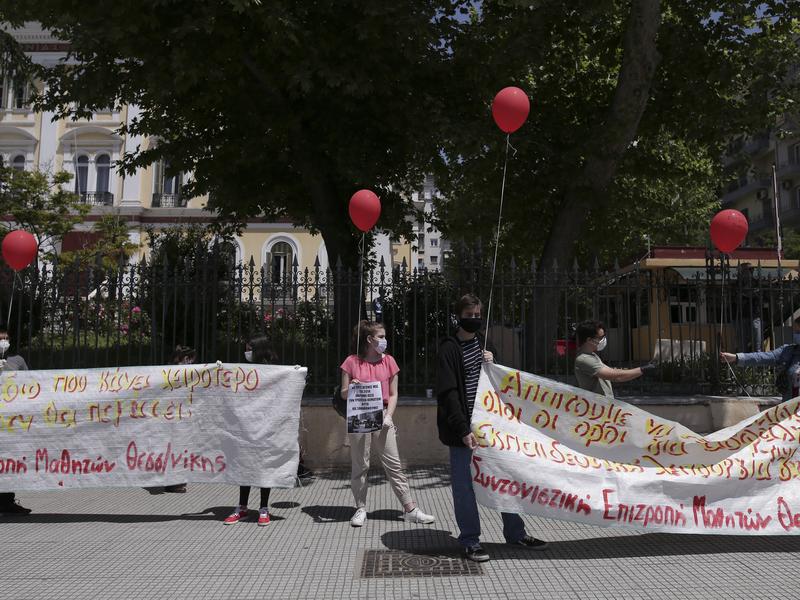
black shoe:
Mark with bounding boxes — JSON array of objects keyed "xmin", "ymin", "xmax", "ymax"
[
  {"xmin": 464, "ymin": 544, "xmax": 490, "ymax": 562},
  {"xmin": 509, "ymin": 535, "xmax": 548, "ymax": 550},
  {"xmin": 1, "ymin": 502, "xmax": 31, "ymax": 516}
]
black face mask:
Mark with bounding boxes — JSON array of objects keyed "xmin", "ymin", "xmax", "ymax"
[{"xmin": 459, "ymin": 317, "xmax": 483, "ymax": 333}]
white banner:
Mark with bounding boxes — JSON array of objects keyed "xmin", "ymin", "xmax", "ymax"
[
  {"xmin": 473, "ymin": 363, "xmax": 800, "ymax": 535},
  {"xmin": 0, "ymin": 363, "xmax": 306, "ymax": 491}
]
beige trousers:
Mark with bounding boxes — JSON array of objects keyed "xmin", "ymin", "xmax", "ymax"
[{"xmin": 349, "ymin": 425, "xmax": 412, "ymax": 508}]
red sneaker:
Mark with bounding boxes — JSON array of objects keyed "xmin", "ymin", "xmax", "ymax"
[
  {"xmin": 257, "ymin": 509, "xmax": 270, "ymax": 526},
  {"xmin": 223, "ymin": 507, "xmax": 249, "ymax": 525}
]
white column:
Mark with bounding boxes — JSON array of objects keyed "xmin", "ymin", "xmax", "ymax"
[
  {"xmin": 120, "ymin": 104, "xmax": 143, "ymax": 206},
  {"xmin": 38, "ymin": 105, "xmax": 59, "ymax": 171},
  {"xmin": 87, "ymin": 155, "xmax": 97, "ymax": 193}
]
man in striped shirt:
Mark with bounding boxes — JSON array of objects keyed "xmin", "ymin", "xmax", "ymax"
[{"xmin": 436, "ymin": 294, "xmax": 548, "ymax": 562}]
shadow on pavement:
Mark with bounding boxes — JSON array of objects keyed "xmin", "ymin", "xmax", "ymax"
[
  {"xmin": 301, "ymin": 505, "xmax": 405, "ymax": 523},
  {"xmin": 380, "ymin": 528, "xmax": 461, "ymax": 555},
  {"xmin": 302, "ymin": 504, "xmax": 353, "ymax": 523},
  {"xmin": 368, "ymin": 509, "xmax": 403, "ymax": 522},
  {"xmin": 381, "ymin": 527, "xmax": 800, "ymax": 561},
  {"xmin": 478, "ymin": 533, "xmax": 800, "ymax": 560},
  {"xmin": 3, "ymin": 506, "xmax": 288, "ymax": 524}
]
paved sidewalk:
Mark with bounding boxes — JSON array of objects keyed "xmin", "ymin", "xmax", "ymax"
[{"xmin": 3, "ymin": 467, "xmax": 800, "ymax": 600}]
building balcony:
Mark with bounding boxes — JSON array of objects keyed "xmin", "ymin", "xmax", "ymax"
[
  {"xmin": 79, "ymin": 191, "xmax": 114, "ymax": 206},
  {"xmin": 721, "ymin": 177, "xmax": 770, "ymax": 206},
  {"xmin": 778, "ymin": 161, "xmax": 800, "ymax": 181},
  {"xmin": 152, "ymin": 192, "xmax": 186, "ymax": 208}
]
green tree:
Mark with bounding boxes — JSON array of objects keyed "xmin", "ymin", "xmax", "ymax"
[
  {"xmin": 435, "ymin": 1, "xmax": 800, "ymax": 267},
  {"xmin": 0, "ymin": 167, "xmax": 89, "ymax": 259},
  {"xmin": 3, "ymin": 1, "xmax": 458, "ymax": 268},
  {"xmin": 60, "ymin": 213, "xmax": 138, "ymax": 269},
  {"xmin": 3, "ymin": 0, "xmax": 460, "ymax": 345}
]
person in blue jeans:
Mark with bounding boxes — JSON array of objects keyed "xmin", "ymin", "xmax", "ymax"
[
  {"xmin": 436, "ymin": 294, "xmax": 548, "ymax": 562},
  {"xmin": 721, "ymin": 317, "xmax": 800, "ymax": 400}
]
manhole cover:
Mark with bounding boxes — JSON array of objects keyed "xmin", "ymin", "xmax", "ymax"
[{"xmin": 360, "ymin": 550, "xmax": 484, "ymax": 578}]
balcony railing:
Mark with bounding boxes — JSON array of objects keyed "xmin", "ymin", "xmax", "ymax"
[
  {"xmin": 80, "ymin": 191, "xmax": 114, "ymax": 206},
  {"xmin": 152, "ymin": 192, "xmax": 186, "ymax": 208},
  {"xmin": 721, "ymin": 177, "xmax": 771, "ymax": 206}
]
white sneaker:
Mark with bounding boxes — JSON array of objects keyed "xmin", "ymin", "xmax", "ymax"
[
  {"xmin": 403, "ymin": 507, "xmax": 435, "ymax": 524},
  {"xmin": 350, "ymin": 508, "xmax": 367, "ymax": 527}
]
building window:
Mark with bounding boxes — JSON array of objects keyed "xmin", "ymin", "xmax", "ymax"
[
  {"xmin": 0, "ymin": 74, "xmax": 32, "ymax": 110},
  {"xmin": 430, "ymin": 255, "xmax": 439, "ymax": 265},
  {"xmin": 153, "ymin": 159, "xmax": 184, "ymax": 207},
  {"xmin": 430, "ymin": 238, "xmax": 438, "ymax": 247},
  {"xmin": 13, "ymin": 80, "xmax": 30, "ymax": 109},
  {"xmin": 95, "ymin": 154, "xmax": 110, "ymax": 193},
  {"xmin": 268, "ymin": 241, "xmax": 294, "ymax": 284},
  {"xmin": 75, "ymin": 155, "xmax": 89, "ymax": 193},
  {"xmin": 791, "ymin": 143, "xmax": 800, "ymax": 166},
  {"xmin": 11, "ymin": 155, "xmax": 25, "ymax": 171}
]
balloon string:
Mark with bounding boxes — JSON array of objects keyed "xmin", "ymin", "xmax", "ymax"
[
  {"xmin": 355, "ymin": 232, "xmax": 366, "ymax": 357},
  {"xmin": 6, "ymin": 273, "xmax": 16, "ymax": 329},
  {"xmin": 484, "ymin": 133, "xmax": 511, "ymax": 353},
  {"xmin": 718, "ymin": 256, "xmax": 750, "ymax": 397}
]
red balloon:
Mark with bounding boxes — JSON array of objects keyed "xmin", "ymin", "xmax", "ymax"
[
  {"xmin": 349, "ymin": 190, "xmax": 381, "ymax": 232},
  {"xmin": 492, "ymin": 86, "xmax": 530, "ymax": 133},
  {"xmin": 710, "ymin": 209, "xmax": 749, "ymax": 254},
  {"xmin": 1, "ymin": 230, "xmax": 38, "ymax": 271}
]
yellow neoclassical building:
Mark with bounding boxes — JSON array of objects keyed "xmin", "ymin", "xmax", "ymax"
[{"xmin": 2, "ymin": 23, "xmax": 443, "ymax": 275}]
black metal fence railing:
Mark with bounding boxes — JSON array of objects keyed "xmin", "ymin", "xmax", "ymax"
[
  {"xmin": 151, "ymin": 193, "xmax": 185, "ymax": 208},
  {"xmin": 79, "ymin": 191, "xmax": 114, "ymax": 206},
  {"xmin": 2, "ymin": 253, "xmax": 799, "ymax": 397}
]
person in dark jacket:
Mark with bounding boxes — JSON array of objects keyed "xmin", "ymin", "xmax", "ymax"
[{"xmin": 436, "ymin": 294, "xmax": 547, "ymax": 563}]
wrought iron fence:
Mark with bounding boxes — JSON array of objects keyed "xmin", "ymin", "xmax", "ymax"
[{"xmin": 2, "ymin": 252, "xmax": 799, "ymax": 397}]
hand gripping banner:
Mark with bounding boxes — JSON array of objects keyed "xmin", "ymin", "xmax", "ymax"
[
  {"xmin": 472, "ymin": 363, "xmax": 800, "ymax": 535},
  {"xmin": 0, "ymin": 364, "xmax": 306, "ymax": 491}
]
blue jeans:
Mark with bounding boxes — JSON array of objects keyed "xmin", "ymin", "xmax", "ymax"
[{"xmin": 449, "ymin": 446, "xmax": 526, "ymax": 547}]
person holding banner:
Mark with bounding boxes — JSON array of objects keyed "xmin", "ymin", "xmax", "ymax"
[
  {"xmin": 0, "ymin": 325, "xmax": 31, "ymax": 516},
  {"xmin": 574, "ymin": 320, "xmax": 654, "ymax": 398},
  {"xmin": 436, "ymin": 295, "xmax": 547, "ymax": 562},
  {"xmin": 340, "ymin": 320, "xmax": 435, "ymax": 528},
  {"xmin": 223, "ymin": 335, "xmax": 278, "ymax": 526},
  {"xmin": 720, "ymin": 316, "xmax": 800, "ymax": 399},
  {"xmin": 163, "ymin": 345, "xmax": 196, "ymax": 494}
]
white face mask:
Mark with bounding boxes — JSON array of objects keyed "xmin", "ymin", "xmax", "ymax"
[
  {"xmin": 375, "ymin": 338, "xmax": 388, "ymax": 353},
  {"xmin": 596, "ymin": 337, "xmax": 607, "ymax": 352},
  {"xmin": 244, "ymin": 351, "xmax": 253, "ymax": 362},
  {"xmin": 0, "ymin": 339, "xmax": 9, "ymax": 355}
]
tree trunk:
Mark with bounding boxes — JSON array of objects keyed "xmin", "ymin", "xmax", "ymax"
[{"xmin": 530, "ymin": 0, "xmax": 662, "ymax": 371}]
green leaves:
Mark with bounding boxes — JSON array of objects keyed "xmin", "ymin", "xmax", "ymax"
[{"xmin": 0, "ymin": 167, "xmax": 89, "ymax": 257}]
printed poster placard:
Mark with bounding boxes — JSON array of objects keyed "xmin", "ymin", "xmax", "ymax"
[
  {"xmin": 0, "ymin": 363, "xmax": 306, "ymax": 491},
  {"xmin": 472, "ymin": 362, "xmax": 800, "ymax": 535},
  {"xmin": 347, "ymin": 381, "xmax": 383, "ymax": 434}
]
